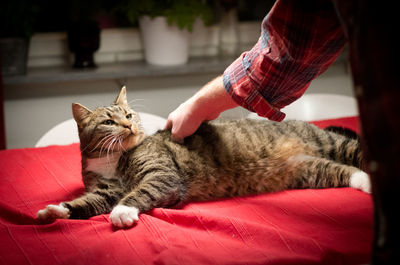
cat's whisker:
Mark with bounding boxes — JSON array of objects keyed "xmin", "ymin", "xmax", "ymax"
[
  {"xmin": 113, "ymin": 135, "xmax": 122, "ymax": 152},
  {"xmin": 105, "ymin": 138, "xmax": 115, "ymax": 163},
  {"xmin": 128, "ymin": 99, "xmax": 147, "ymax": 109},
  {"xmin": 81, "ymin": 134, "xmax": 110, "ymax": 155},
  {"xmin": 81, "ymin": 135, "xmax": 111, "ymax": 154},
  {"xmin": 130, "ymin": 104, "xmax": 146, "ymax": 109},
  {"xmin": 115, "ymin": 134, "xmax": 123, "ymax": 151},
  {"xmin": 91, "ymin": 134, "xmax": 115, "ymax": 153},
  {"xmin": 128, "ymin": 99, "xmax": 145, "ymax": 105},
  {"xmin": 99, "ymin": 135, "xmax": 117, "ymax": 159},
  {"xmin": 80, "ymin": 135, "xmax": 108, "ymax": 153},
  {"xmin": 110, "ymin": 134, "xmax": 123, "ymax": 160},
  {"xmin": 104, "ymin": 131, "xmax": 125, "ymax": 163},
  {"xmin": 97, "ymin": 135, "xmax": 114, "ymax": 154},
  {"xmin": 118, "ymin": 135, "xmax": 127, "ymax": 152},
  {"xmin": 80, "ymin": 143, "xmax": 91, "ymax": 153}
]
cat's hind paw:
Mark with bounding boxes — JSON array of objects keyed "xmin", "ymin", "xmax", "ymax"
[
  {"xmin": 109, "ymin": 205, "xmax": 139, "ymax": 228},
  {"xmin": 37, "ymin": 203, "xmax": 70, "ymax": 223},
  {"xmin": 350, "ymin": 171, "xmax": 371, "ymax": 194}
]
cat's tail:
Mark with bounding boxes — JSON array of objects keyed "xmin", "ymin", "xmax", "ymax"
[
  {"xmin": 324, "ymin": 126, "xmax": 359, "ymax": 140},
  {"xmin": 324, "ymin": 128, "xmax": 365, "ymax": 171}
]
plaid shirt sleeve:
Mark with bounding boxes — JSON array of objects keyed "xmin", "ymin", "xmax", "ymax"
[{"xmin": 223, "ymin": 0, "xmax": 346, "ymax": 121}]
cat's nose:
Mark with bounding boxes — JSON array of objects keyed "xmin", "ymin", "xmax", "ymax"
[
  {"xmin": 123, "ymin": 122, "xmax": 138, "ymax": 135},
  {"xmin": 123, "ymin": 122, "xmax": 132, "ymax": 129}
]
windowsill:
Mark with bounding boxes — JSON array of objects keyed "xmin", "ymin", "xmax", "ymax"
[
  {"xmin": 3, "ymin": 21, "xmax": 262, "ymax": 86},
  {"xmin": 3, "ymin": 56, "xmax": 236, "ymax": 85}
]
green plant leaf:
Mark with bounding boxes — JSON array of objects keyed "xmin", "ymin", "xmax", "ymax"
[{"xmin": 114, "ymin": 0, "xmax": 213, "ymax": 32}]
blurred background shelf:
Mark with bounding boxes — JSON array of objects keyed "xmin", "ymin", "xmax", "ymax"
[{"xmin": 4, "ymin": 56, "xmax": 235, "ymax": 85}]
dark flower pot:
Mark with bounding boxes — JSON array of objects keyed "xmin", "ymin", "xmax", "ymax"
[
  {"xmin": 0, "ymin": 38, "xmax": 29, "ymax": 76},
  {"xmin": 67, "ymin": 20, "xmax": 100, "ymax": 68}
]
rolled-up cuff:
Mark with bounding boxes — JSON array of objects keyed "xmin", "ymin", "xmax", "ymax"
[{"xmin": 223, "ymin": 64, "xmax": 285, "ymax": 122}]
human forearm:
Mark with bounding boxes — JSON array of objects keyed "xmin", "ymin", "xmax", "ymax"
[
  {"xmin": 164, "ymin": 75, "xmax": 238, "ymax": 142},
  {"xmin": 190, "ymin": 75, "xmax": 238, "ymax": 120}
]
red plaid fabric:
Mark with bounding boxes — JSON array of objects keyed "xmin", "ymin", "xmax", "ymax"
[{"xmin": 223, "ymin": 0, "xmax": 346, "ymax": 121}]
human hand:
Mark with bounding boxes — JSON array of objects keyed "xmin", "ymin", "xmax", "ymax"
[
  {"xmin": 164, "ymin": 97, "xmax": 219, "ymax": 143},
  {"xmin": 164, "ymin": 76, "xmax": 237, "ymax": 143}
]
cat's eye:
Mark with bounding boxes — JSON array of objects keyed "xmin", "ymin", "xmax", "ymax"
[
  {"xmin": 126, "ymin": 113, "xmax": 132, "ymax": 119},
  {"xmin": 103, "ymin": 119, "xmax": 116, "ymax": 125}
]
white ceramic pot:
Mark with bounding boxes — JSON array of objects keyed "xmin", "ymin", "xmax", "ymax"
[{"xmin": 139, "ymin": 16, "xmax": 189, "ymax": 66}]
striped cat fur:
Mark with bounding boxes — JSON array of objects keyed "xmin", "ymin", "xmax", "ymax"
[{"xmin": 37, "ymin": 87, "xmax": 370, "ymax": 228}]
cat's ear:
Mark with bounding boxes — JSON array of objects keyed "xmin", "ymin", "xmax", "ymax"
[
  {"xmin": 114, "ymin": 86, "xmax": 128, "ymax": 106},
  {"xmin": 72, "ymin": 103, "xmax": 92, "ymax": 127}
]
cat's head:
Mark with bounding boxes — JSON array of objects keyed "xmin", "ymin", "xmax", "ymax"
[{"xmin": 72, "ymin": 86, "xmax": 145, "ymax": 157}]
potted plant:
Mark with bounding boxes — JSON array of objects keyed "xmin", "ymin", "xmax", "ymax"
[
  {"xmin": 116, "ymin": 0, "xmax": 213, "ymax": 66},
  {"xmin": 0, "ymin": 1, "xmax": 38, "ymax": 76}
]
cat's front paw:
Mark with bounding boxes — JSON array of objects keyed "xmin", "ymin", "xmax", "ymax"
[
  {"xmin": 350, "ymin": 171, "xmax": 371, "ymax": 194},
  {"xmin": 109, "ymin": 205, "xmax": 139, "ymax": 228},
  {"xmin": 37, "ymin": 203, "xmax": 70, "ymax": 223}
]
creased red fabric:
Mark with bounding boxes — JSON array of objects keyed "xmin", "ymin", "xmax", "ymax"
[{"xmin": 0, "ymin": 117, "xmax": 372, "ymax": 265}]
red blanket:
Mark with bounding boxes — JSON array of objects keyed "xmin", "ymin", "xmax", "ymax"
[{"xmin": 0, "ymin": 117, "xmax": 372, "ymax": 265}]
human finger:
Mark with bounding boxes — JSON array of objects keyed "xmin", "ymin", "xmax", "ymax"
[{"xmin": 163, "ymin": 118, "xmax": 172, "ymax": 130}]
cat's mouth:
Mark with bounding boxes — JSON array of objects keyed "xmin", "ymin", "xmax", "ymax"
[
  {"xmin": 121, "ymin": 128, "xmax": 145, "ymax": 150},
  {"xmin": 92, "ymin": 125, "xmax": 145, "ymax": 155}
]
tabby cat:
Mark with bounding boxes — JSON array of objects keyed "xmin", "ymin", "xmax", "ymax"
[{"xmin": 37, "ymin": 87, "xmax": 370, "ymax": 228}]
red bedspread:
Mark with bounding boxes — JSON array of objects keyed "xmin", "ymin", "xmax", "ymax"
[{"xmin": 0, "ymin": 117, "xmax": 372, "ymax": 265}]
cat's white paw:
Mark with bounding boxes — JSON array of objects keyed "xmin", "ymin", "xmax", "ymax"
[
  {"xmin": 109, "ymin": 205, "xmax": 139, "ymax": 228},
  {"xmin": 350, "ymin": 171, "xmax": 371, "ymax": 194},
  {"xmin": 37, "ymin": 203, "xmax": 70, "ymax": 222}
]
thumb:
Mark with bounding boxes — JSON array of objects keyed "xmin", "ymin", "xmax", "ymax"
[
  {"xmin": 163, "ymin": 118, "xmax": 172, "ymax": 130},
  {"xmin": 163, "ymin": 118, "xmax": 184, "ymax": 143},
  {"xmin": 170, "ymin": 125, "xmax": 184, "ymax": 144},
  {"xmin": 171, "ymin": 134, "xmax": 184, "ymax": 144}
]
